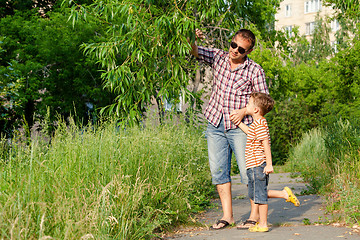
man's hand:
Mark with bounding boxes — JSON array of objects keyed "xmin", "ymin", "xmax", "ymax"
[
  {"xmin": 195, "ymin": 28, "xmax": 205, "ymax": 40},
  {"xmin": 263, "ymin": 165, "xmax": 274, "ymax": 175},
  {"xmin": 189, "ymin": 29, "xmax": 205, "ymax": 58},
  {"xmin": 230, "ymin": 108, "xmax": 246, "ymax": 126}
]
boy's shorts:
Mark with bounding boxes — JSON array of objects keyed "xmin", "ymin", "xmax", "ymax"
[{"xmin": 247, "ymin": 162, "xmax": 269, "ymax": 204}]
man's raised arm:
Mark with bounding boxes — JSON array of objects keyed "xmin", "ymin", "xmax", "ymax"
[{"xmin": 189, "ymin": 29, "xmax": 205, "ymax": 58}]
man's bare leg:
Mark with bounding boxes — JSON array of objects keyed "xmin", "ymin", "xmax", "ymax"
[{"xmin": 212, "ymin": 182, "xmax": 234, "ymax": 229}]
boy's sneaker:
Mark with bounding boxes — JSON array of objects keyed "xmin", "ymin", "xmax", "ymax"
[
  {"xmin": 248, "ymin": 223, "xmax": 269, "ymax": 232},
  {"xmin": 284, "ymin": 187, "xmax": 300, "ymax": 207}
]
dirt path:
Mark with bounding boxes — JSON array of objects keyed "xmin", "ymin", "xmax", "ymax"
[{"xmin": 165, "ymin": 173, "xmax": 360, "ymax": 240}]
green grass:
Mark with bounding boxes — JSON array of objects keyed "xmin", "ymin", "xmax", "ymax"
[
  {"xmin": 287, "ymin": 119, "xmax": 360, "ymax": 225},
  {"xmin": 0, "ymin": 118, "xmax": 213, "ymax": 239}
]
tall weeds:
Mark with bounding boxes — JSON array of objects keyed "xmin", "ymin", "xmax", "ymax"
[
  {"xmin": 288, "ymin": 119, "xmax": 360, "ymax": 224},
  {"xmin": 288, "ymin": 128, "xmax": 329, "ymax": 192},
  {"xmin": 0, "ymin": 118, "xmax": 212, "ymax": 239}
]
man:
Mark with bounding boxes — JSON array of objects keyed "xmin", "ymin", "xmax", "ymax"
[{"xmin": 190, "ymin": 28, "xmax": 269, "ymax": 229}]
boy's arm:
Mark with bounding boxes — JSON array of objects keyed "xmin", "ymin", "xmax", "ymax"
[
  {"xmin": 262, "ymin": 138, "xmax": 274, "ymax": 174},
  {"xmin": 237, "ymin": 122, "xmax": 249, "ymax": 134}
]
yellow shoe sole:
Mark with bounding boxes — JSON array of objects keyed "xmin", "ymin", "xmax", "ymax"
[
  {"xmin": 249, "ymin": 224, "xmax": 269, "ymax": 232},
  {"xmin": 284, "ymin": 186, "xmax": 300, "ymax": 207}
]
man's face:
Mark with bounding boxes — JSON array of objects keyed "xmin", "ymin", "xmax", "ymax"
[{"xmin": 229, "ymin": 35, "xmax": 253, "ymax": 62}]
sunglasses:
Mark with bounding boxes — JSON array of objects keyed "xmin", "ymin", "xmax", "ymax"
[{"xmin": 230, "ymin": 42, "xmax": 247, "ymax": 54}]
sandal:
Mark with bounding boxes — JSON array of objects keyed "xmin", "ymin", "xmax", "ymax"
[
  {"xmin": 210, "ymin": 219, "xmax": 230, "ymax": 230},
  {"xmin": 249, "ymin": 223, "xmax": 269, "ymax": 232},
  {"xmin": 237, "ymin": 219, "xmax": 257, "ymax": 230},
  {"xmin": 284, "ymin": 187, "xmax": 300, "ymax": 207}
]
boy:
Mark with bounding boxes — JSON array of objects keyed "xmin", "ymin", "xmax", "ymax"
[{"xmin": 231, "ymin": 92, "xmax": 300, "ymax": 232}]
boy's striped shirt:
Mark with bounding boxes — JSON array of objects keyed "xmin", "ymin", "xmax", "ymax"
[{"xmin": 245, "ymin": 117, "xmax": 270, "ymax": 169}]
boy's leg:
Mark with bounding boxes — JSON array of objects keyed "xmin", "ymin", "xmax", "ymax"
[
  {"xmin": 248, "ymin": 203, "xmax": 269, "ymax": 232},
  {"xmin": 268, "ymin": 189, "xmax": 287, "ymax": 199},
  {"xmin": 268, "ymin": 188, "xmax": 300, "ymax": 207},
  {"xmin": 253, "ymin": 164, "xmax": 269, "ymax": 228},
  {"xmin": 249, "ymin": 198, "xmax": 259, "ymax": 221},
  {"xmin": 258, "ymin": 204, "xmax": 269, "ymax": 228},
  {"xmin": 248, "ymin": 165, "xmax": 270, "ymax": 232},
  {"xmin": 248, "ymin": 163, "xmax": 268, "ymax": 231}
]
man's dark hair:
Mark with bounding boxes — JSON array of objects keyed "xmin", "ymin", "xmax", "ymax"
[
  {"xmin": 234, "ymin": 29, "xmax": 256, "ymax": 50},
  {"xmin": 251, "ymin": 92, "xmax": 274, "ymax": 116}
]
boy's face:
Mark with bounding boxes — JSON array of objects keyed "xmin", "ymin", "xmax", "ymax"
[{"xmin": 246, "ymin": 97, "xmax": 257, "ymax": 116}]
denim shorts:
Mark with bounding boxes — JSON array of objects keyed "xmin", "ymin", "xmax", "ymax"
[
  {"xmin": 206, "ymin": 117, "xmax": 248, "ymax": 185},
  {"xmin": 247, "ymin": 162, "xmax": 269, "ymax": 204}
]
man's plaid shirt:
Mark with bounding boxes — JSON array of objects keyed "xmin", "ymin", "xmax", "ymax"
[{"xmin": 198, "ymin": 46, "xmax": 269, "ymax": 130}]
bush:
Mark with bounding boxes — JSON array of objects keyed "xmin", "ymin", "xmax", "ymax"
[
  {"xmin": 287, "ymin": 119, "xmax": 360, "ymax": 224},
  {"xmin": 287, "ymin": 128, "xmax": 329, "ymax": 192}
]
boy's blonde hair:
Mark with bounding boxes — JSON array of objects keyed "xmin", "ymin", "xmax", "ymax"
[{"xmin": 251, "ymin": 92, "xmax": 274, "ymax": 116}]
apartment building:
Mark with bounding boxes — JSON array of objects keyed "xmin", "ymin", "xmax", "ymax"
[{"xmin": 275, "ymin": 0, "xmax": 339, "ymax": 44}]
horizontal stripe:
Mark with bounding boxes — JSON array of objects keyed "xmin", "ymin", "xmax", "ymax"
[{"xmin": 245, "ymin": 117, "xmax": 270, "ymax": 169}]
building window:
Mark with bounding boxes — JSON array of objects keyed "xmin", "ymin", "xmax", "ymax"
[
  {"xmin": 331, "ymin": 19, "xmax": 340, "ymax": 32},
  {"xmin": 285, "ymin": 25, "xmax": 293, "ymax": 37},
  {"xmin": 305, "ymin": 22, "xmax": 316, "ymax": 35},
  {"xmin": 285, "ymin": 4, "xmax": 292, "ymax": 17},
  {"xmin": 304, "ymin": 0, "xmax": 322, "ymax": 14}
]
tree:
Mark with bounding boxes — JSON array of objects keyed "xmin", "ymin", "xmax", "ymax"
[
  {"xmin": 0, "ymin": 10, "xmax": 115, "ymax": 135},
  {"xmin": 62, "ymin": 0, "xmax": 281, "ymax": 125},
  {"xmin": 0, "ymin": 0, "xmax": 95, "ymax": 18},
  {"xmin": 280, "ymin": 14, "xmax": 333, "ymax": 65},
  {"xmin": 324, "ymin": 0, "xmax": 360, "ymax": 19}
]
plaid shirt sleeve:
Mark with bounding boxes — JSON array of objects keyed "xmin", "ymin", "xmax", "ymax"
[
  {"xmin": 251, "ymin": 67, "xmax": 269, "ymax": 94},
  {"xmin": 197, "ymin": 46, "xmax": 219, "ymax": 65}
]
